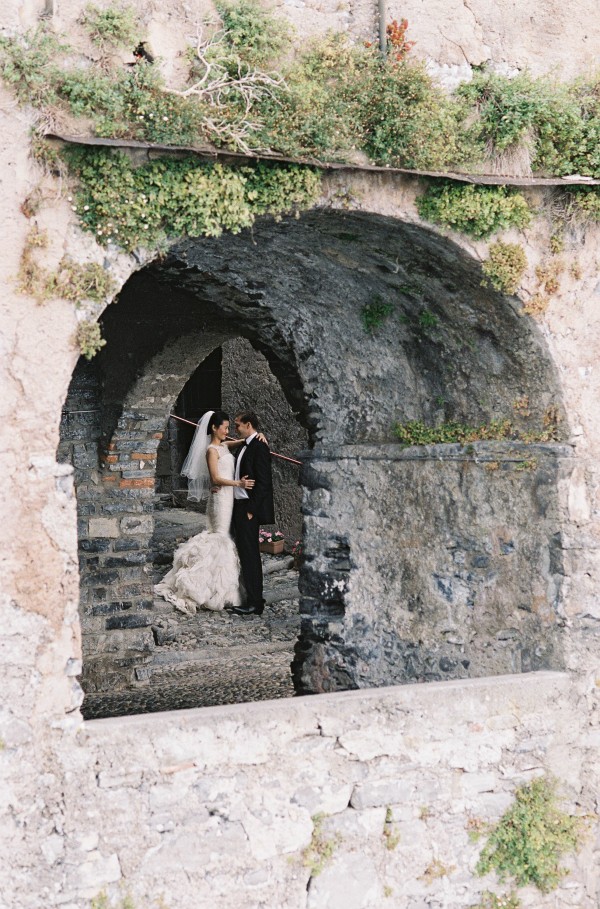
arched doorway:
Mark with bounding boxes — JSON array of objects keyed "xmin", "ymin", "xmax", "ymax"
[{"xmin": 58, "ymin": 208, "xmax": 568, "ymax": 713}]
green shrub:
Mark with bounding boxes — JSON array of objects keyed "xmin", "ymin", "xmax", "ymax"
[
  {"xmin": 358, "ymin": 59, "xmax": 467, "ymax": 169},
  {"xmin": 457, "ymin": 69, "xmax": 600, "ymax": 177},
  {"xmin": 476, "ymin": 777, "xmax": 583, "ymax": 893},
  {"xmin": 481, "ymin": 242, "xmax": 527, "ymax": 294},
  {"xmin": 256, "ymin": 33, "xmax": 366, "ymax": 158},
  {"xmin": 81, "ymin": 3, "xmax": 139, "ymax": 47},
  {"xmin": 215, "ymin": 0, "xmax": 289, "ymax": 68},
  {"xmin": 416, "ymin": 183, "xmax": 531, "ymax": 238},
  {"xmin": 63, "ymin": 147, "xmax": 321, "ymax": 251},
  {"xmin": 0, "ymin": 27, "xmax": 65, "ymax": 107},
  {"xmin": 564, "ymin": 186, "xmax": 600, "ymax": 222},
  {"xmin": 76, "ymin": 320, "xmax": 107, "ymax": 359},
  {"xmin": 4, "ymin": 9, "xmax": 600, "ymax": 183}
]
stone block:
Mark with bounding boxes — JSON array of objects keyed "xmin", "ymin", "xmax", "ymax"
[
  {"xmin": 105, "ymin": 614, "xmax": 153, "ymax": 630},
  {"xmin": 351, "ymin": 779, "xmax": 414, "ymax": 810},
  {"xmin": 307, "ymin": 851, "xmax": 382, "ymax": 909},
  {"xmin": 292, "ymin": 783, "xmax": 353, "ymax": 816},
  {"xmin": 114, "ymin": 538, "xmax": 141, "ymax": 551},
  {"xmin": 322, "ymin": 806, "xmax": 387, "ymax": 838},
  {"xmin": 99, "ymin": 502, "xmax": 145, "ymax": 515},
  {"xmin": 104, "ymin": 553, "xmax": 147, "ymax": 567},
  {"xmin": 89, "ymin": 517, "xmax": 119, "ymax": 539},
  {"xmin": 88, "ymin": 601, "xmax": 133, "ymax": 616},
  {"xmin": 119, "ymin": 477, "xmax": 155, "ymax": 489},
  {"xmin": 120, "ymin": 515, "xmax": 154, "ymax": 535},
  {"xmin": 66, "ymin": 851, "xmax": 121, "ymax": 895},
  {"xmin": 72, "ymin": 444, "xmax": 99, "ymax": 469},
  {"xmin": 80, "ymin": 538, "xmax": 111, "ymax": 553},
  {"xmin": 81, "ymin": 569, "xmax": 119, "ymax": 586}
]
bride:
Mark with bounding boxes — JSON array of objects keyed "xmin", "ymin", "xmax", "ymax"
[{"xmin": 154, "ymin": 409, "xmax": 258, "ymax": 614}]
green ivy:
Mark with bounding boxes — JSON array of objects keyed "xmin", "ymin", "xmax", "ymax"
[
  {"xmin": 393, "ymin": 416, "xmax": 561, "ymax": 446},
  {"xmin": 63, "ymin": 147, "xmax": 321, "ymax": 251},
  {"xmin": 476, "ymin": 777, "xmax": 583, "ymax": 893},
  {"xmin": 416, "ymin": 183, "xmax": 532, "ymax": 239},
  {"xmin": 481, "ymin": 242, "xmax": 527, "ymax": 294}
]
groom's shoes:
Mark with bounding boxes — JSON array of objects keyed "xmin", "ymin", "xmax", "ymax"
[{"xmin": 230, "ymin": 600, "xmax": 266, "ymax": 617}]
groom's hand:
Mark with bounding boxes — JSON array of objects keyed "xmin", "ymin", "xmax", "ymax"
[
  {"xmin": 247, "ymin": 512, "xmax": 253, "ymax": 520},
  {"xmin": 211, "ymin": 486, "xmax": 219, "ymax": 494}
]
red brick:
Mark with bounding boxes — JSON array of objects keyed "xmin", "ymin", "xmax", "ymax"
[{"xmin": 119, "ymin": 478, "xmax": 154, "ymax": 488}]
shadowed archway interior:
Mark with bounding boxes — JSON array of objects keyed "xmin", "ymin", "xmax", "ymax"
[{"xmin": 59, "ymin": 209, "xmax": 568, "ymax": 712}]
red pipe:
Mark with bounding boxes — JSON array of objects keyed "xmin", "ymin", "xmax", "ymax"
[{"xmin": 168, "ymin": 413, "xmax": 302, "ymax": 466}]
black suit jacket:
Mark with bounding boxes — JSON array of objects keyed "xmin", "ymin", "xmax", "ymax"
[{"xmin": 235, "ymin": 437, "xmax": 275, "ymax": 524}]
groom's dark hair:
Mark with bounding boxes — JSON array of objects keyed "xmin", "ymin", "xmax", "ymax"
[{"xmin": 235, "ymin": 410, "xmax": 259, "ymax": 429}]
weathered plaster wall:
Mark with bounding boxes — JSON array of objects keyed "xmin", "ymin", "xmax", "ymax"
[
  {"xmin": 25, "ymin": 674, "xmax": 600, "ymax": 909},
  {"xmin": 1, "ymin": 1, "xmax": 600, "ymax": 906}
]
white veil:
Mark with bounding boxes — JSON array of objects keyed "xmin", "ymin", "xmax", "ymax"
[{"xmin": 181, "ymin": 410, "xmax": 214, "ymax": 502}]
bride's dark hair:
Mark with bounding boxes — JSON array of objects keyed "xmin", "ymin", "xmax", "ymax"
[{"xmin": 208, "ymin": 410, "xmax": 230, "ymax": 433}]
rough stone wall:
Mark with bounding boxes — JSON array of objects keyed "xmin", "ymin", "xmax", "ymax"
[
  {"xmin": 295, "ymin": 442, "xmax": 569, "ymax": 693},
  {"xmin": 48, "ymin": 674, "xmax": 599, "ymax": 908},
  {"xmin": 221, "ymin": 337, "xmax": 306, "ymax": 545}
]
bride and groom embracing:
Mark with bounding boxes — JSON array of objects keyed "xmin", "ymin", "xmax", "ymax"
[{"xmin": 155, "ymin": 409, "xmax": 275, "ymax": 617}]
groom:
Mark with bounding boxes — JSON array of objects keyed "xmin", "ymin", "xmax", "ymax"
[{"xmin": 230, "ymin": 410, "xmax": 274, "ymax": 616}]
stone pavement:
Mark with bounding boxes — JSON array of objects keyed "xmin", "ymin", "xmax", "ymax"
[{"xmin": 82, "ymin": 554, "xmax": 300, "ymax": 720}]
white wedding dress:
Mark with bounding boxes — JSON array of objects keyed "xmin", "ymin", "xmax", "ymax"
[{"xmin": 154, "ymin": 444, "xmax": 242, "ymax": 614}]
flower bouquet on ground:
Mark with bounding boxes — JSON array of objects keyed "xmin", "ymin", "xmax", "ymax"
[
  {"xmin": 259, "ymin": 529, "xmax": 285, "ymax": 554},
  {"xmin": 292, "ymin": 539, "xmax": 303, "ymax": 570}
]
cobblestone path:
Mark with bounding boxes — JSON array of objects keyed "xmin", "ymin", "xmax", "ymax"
[{"xmin": 82, "ymin": 556, "xmax": 300, "ymax": 720}]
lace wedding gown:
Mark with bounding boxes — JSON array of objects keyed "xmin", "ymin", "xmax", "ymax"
[{"xmin": 154, "ymin": 444, "xmax": 242, "ymax": 614}]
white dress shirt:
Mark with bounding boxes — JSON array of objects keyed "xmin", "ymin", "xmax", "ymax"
[{"xmin": 233, "ymin": 432, "xmax": 257, "ymax": 500}]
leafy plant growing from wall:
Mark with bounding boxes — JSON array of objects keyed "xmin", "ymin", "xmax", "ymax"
[
  {"xmin": 416, "ymin": 183, "xmax": 532, "ymax": 239},
  {"xmin": 481, "ymin": 242, "xmax": 527, "ymax": 294},
  {"xmin": 76, "ymin": 320, "xmax": 107, "ymax": 360},
  {"xmin": 361, "ymin": 296, "xmax": 394, "ymax": 333},
  {"xmin": 80, "ymin": 3, "xmax": 139, "ymax": 48},
  {"xmin": 475, "ymin": 777, "xmax": 584, "ymax": 893},
  {"xmin": 3, "ymin": 7, "xmax": 600, "ymax": 177},
  {"xmin": 63, "ymin": 147, "xmax": 321, "ymax": 252}
]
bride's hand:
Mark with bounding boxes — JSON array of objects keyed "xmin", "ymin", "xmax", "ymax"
[
  {"xmin": 257, "ymin": 432, "xmax": 268, "ymax": 445},
  {"xmin": 240, "ymin": 476, "xmax": 255, "ymax": 489}
]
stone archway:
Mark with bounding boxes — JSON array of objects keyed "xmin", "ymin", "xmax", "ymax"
[{"xmin": 59, "ymin": 208, "xmax": 568, "ymax": 702}]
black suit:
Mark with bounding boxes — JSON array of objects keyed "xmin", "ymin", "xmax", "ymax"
[{"xmin": 232, "ymin": 437, "xmax": 275, "ymax": 611}]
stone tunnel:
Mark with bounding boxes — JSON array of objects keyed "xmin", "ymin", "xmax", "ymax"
[{"xmin": 58, "ymin": 208, "xmax": 569, "ymax": 698}]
